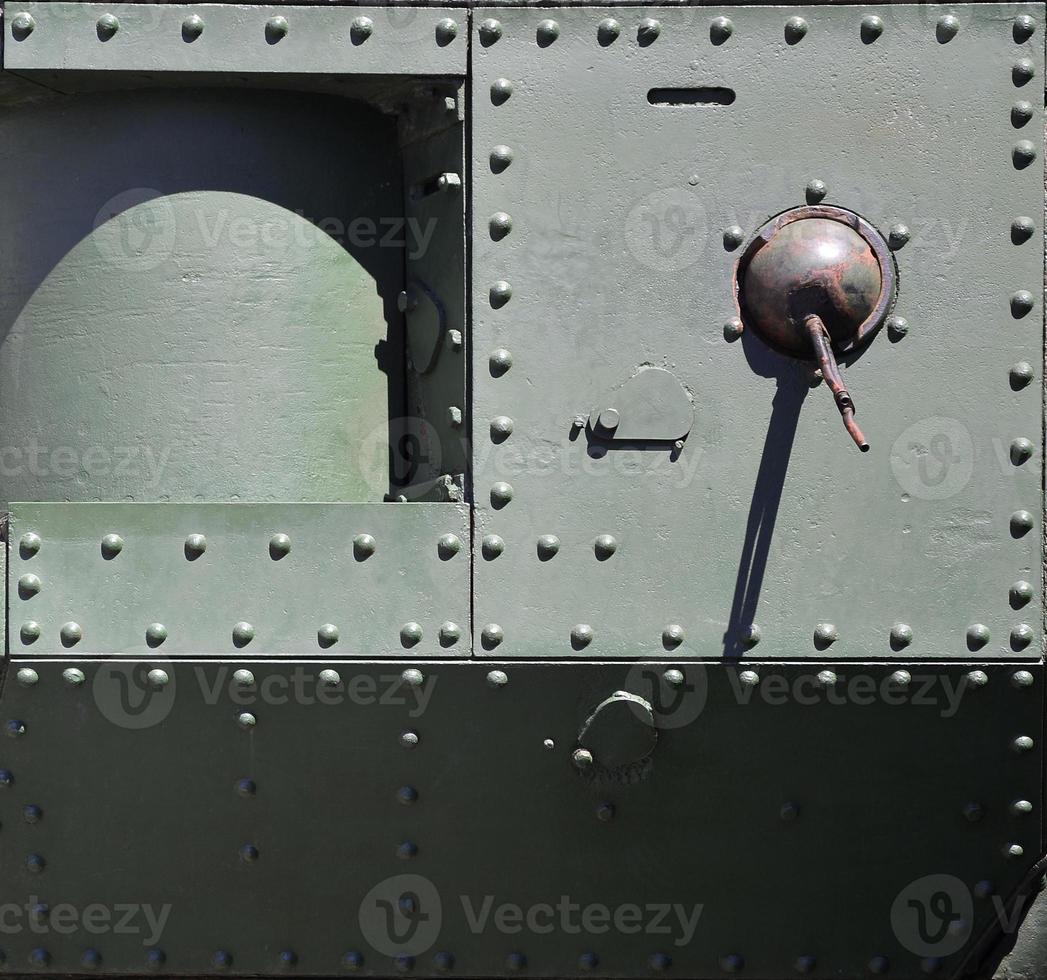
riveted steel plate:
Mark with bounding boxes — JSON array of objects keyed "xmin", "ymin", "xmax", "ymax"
[
  {"xmin": 3, "ymin": 3, "xmax": 465, "ymax": 75},
  {"xmin": 7, "ymin": 503, "xmax": 470, "ymax": 656},
  {"xmin": 0, "ymin": 659, "xmax": 1039, "ymax": 977},
  {"xmin": 471, "ymin": 5, "xmax": 1044, "ymax": 659}
]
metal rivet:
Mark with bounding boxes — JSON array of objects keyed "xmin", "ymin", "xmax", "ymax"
[
  {"xmin": 236, "ymin": 778, "xmax": 256, "ymax": 797},
  {"xmin": 212, "ymin": 951, "xmax": 233, "ymax": 969},
  {"xmin": 1012, "ymin": 669, "xmax": 1035, "ymax": 688},
  {"xmin": 598, "ymin": 18, "xmax": 621, "ymax": 45},
  {"xmin": 723, "ymin": 319, "xmax": 744, "ymax": 342},
  {"xmin": 439, "ymin": 622, "xmax": 460, "ymax": 647},
  {"xmin": 16, "ymin": 668, "xmax": 38, "ymax": 688},
  {"xmin": 594, "ymin": 534, "xmax": 617, "ymax": 559},
  {"xmin": 318, "ymin": 669, "xmax": 341, "ymax": 688},
  {"xmin": 265, "ymin": 16, "xmax": 288, "ymax": 43},
  {"xmin": 147, "ymin": 668, "xmax": 169, "ymax": 689},
  {"xmin": 23, "ymin": 804, "xmax": 42, "ymax": 824},
  {"xmin": 233, "ymin": 622, "xmax": 255, "ymax": 647},
  {"xmin": 182, "ymin": 13, "xmax": 204, "ymax": 41},
  {"xmin": 278, "ymin": 950, "xmax": 297, "ymax": 969},
  {"xmin": 784, "ymin": 17, "xmax": 807, "ymax": 43},
  {"xmin": 537, "ymin": 534, "xmax": 560, "ymax": 560},
  {"xmin": 888, "ymin": 224, "xmax": 910, "ymax": 250},
  {"xmin": 396, "ymin": 840, "xmax": 418, "ymax": 860},
  {"xmin": 966, "ymin": 624, "xmax": 990, "ymax": 650},
  {"xmin": 18, "ymin": 573, "xmax": 41, "ymax": 598},
  {"xmin": 237, "ymin": 712, "xmax": 257, "ymax": 730},
  {"xmin": 447, "ymin": 406, "xmax": 463, "ymax": 428},
  {"xmin": 350, "ymin": 16, "xmax": 373, "ymax": 43},
  {"xmin": 20, "ymin": 621, "xmax": 40, "ymax": 645},
  {"xmin": 1010, "ymin": 361, "xmax": 1034, "ymax": 388},
  {"xmin": 780, "ymin": 801, "xmax": 800, "ymax": 821},
  {"xmin": 649, "ymin": 953, "xmax": 671, "ymax": 972},
  {"xmin": 663, "ymin": 668, "xmax": 685, "ymax": 687},
  {"xmin": 720, "ymin": 954, "xmax": 744, "ymax": 973},
  {"xmin": 1011, "ymin": 624, "xmax": 1034, "ymax": 650},
  {"xmin": 868, "ymin": 957, "xmax": 889, "ymax": 975},
  {"xmin": 482, "ymin": 534, "xmax": 504, "ymax": 560},
  {"xmin": 817, "ymin": 670, "xmax": 838, "ymax": 688},
  {"xmin": 62, "ymin": 667, "xmax": 85, "ymax": 687},
  {"xmin": 438, "ymin": 534, "xmax": 462, "ymax": 560},
  {"xmin": 491, "ymin": 416, "xmax": 515, "ymax": 442},
  {"xmin": 1010, "ymin": 580, "xmax": 1033, "ymax": 608},
  {"xmin": 1004, "ymin": 843, "xmax": 1025, "ymax": 859},
  {"xmin": 885, "ymin": 314, "xmax": 909, "ymax": 342},
  {"xmin": 1013, "ymin": 141, "xmax": 1037, "ymax": 168},
  {"xmin": 890, "ymin": 623, "xmax": 913, "ymax": 649},
  {"xmin": 491, "ymin": 482, "xmax": 514, "ymax": 508},
  {"xmin": 96, "ymin": 13, "xmax": 119, "ymax": 40},
  {"xmin": 889, "ymin": 669, "xmax": 912, "ymax": 689},
  {"xmin": 739, "ymin": 669, "xmax": 760, "ymax": 688},
  {"xmin": 318, "ymin": 623, "xmax": 339, "ymax": 648},
  {"xmin": 861, "ymin": 15, "xmax": 884, "ymax": 43},
  {"xmin": 433, "ymin": 18, "xmax": 457, "ymax": 46},
  {"xmin": 962, "ymin": 802, "xmax": 984, "ymax": 822},
  {"xmin": 11, "ymin": 12, "xmax": 35, "ymax": 39},
  {"xmin": 0, "ymin": 769, "xmax": 13, "ymax": 787},
  {"xmin": 723, "ymin": 226, "xmax": 745, "ymax": 251},
  {"xmin": 482, "ymin": 623, "xmax": 504, "ymax": 649},
  {"xmin": 490, "ymin": 211, "xmax": 513, "ymax": 239},
  {"xmin": 1010, "ymin": 437, "xmax": 1034, "ymax": 465},
  {"xmin": 490, "ymin": 145, "xmax": 514, "ymax": 173},
  {"xmin": 579, "ymin": 952, "xmax": 599, "ymax": 971},
  {"xmin": 1012, "ymin": 735, "xmax": 1034, "ymax": 753},
  {"xmin": 433, "ymin": 952, "xmax": 454, "ymax": 973},
  {"xmin": 233, "ymin": 668, "xmax": 255, "ymax": 687},
  {"xmin": 805, "ymin": 179, "xmax": 828, "ymax": 203},
  {"xmin": 479, "ymin": 18, "xmax": 502, "ymax": 45},
  {"xmin": 400, "ymin": 730, "xmax": 419, "ymax": 749},
  {"xmin": 966, "ymin": 669, "xmax": 989, "ymax": 688},
  {"xmin": 401, "ymin": 669, "xmax": 425, "ymax": 690},
  {"xmin": 507, "ymin": 954, "xmax": 527, "ymax": 972},
  {"xmin": 1014, "ymin": 14, "xmax": 1037, "ymax": 40},
  {"xmin": 487, "ymin": 669, "xmax": 509, "ymax": 689},
  {"xmin": 1011, "ymin": 799, "xmax": 1033, "ymax": 815},
  {"xmin": 447, "ymin": 329, "xmax": 463, "ymax": 351},
  {"xmin": 490, "ymin": 348, "xmax": 513, "ymax": 375},
  {"xmin": 26, "ymin": 853, "xmax": 45, "ymax": 873},
  {"xmin": 60, "ymin": 622, "xmax": 83, "ymax": 647},
  {"xmin": 394, "ymin": 955, "xmax": 415, "ymax": 973},
  {"xmin": 1011, "ymin": 290, "xmax": 1035, "ymax": 316},
  {"xmin": 1012, "ymin": 101, "xmax": 1035, "ymax": 128},
  {"xmin": 1013, "ymin": 58, "xmax": 1036, "ymax": 85},
  {"xmin": 353, "ymin": 533, "xmax": 376, "ymax": 560},
  {"xmin": 400, "ymin": 625, "xmax": 423, "ymax": 649},
  {"xmin": 1011, "ymin": 510, "xmax": 1034, "ymax": 537},
  {"xmin": 490, "ymin": 281, "xmax": 512, "ymax": 308},
  {"xmin": 184, "ymin": 533, "xmax": 207, "ymax": 559},
  {"xmin": 29, "ymin": 949, "xmax": 49, "ymax": 967},
  {"xmin": 637, "ymin": 18, "xmax": 660, "ymax": 45},
  {"xmin": 19, "ymin": 532, "xmax": 41, "ymax": 558},
  {"xmin": 813, "ymin": 623, "xmax": 838, "ymax": 648},
  {"xmin": 146, "ymin": 623, "xmax": 168, "ymax": 648},
  {"xmin": 571, "ymin": 624, "xmax": 594, "ymax": 649},
  {"xmin": 662, "ymin": 626, "xmax": 685, "ymax": 649},
  {"xmin": 936, "ymin": 15, "xmax": 960, "ymax": 41},
  {"xmin": 342, "ymin": 952, "xmax": 364, "ymax": 970},
  {"xmin": 269, "ymin": 533, "xmax": 291, "ymax": 559},
  {"xmin": 537, "ymin": 19, "xmax": 560, "ymax": 46},
  {"xmin": 1012, "ymin": 215, "xmax": 1035, "ymax": 242},
  {"xmin": 239, "ymin": 843, "xmax": 259, "ymax": 862},
  {"xmin": 794, "ymin": 956, "xmax": 817, "ymax": 975},
  {"xmin": 710, "ymin": 16, "xmax": 733, "ymax": 44}
]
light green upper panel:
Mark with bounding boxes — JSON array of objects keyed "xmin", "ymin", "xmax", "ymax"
[
  {"xmin": 3, "ymin": 2, "xmax": 466, "ymax": 75},
  {"xmin": 471, "ymin": 4, "xmax": 1045, "ymax": 660}
]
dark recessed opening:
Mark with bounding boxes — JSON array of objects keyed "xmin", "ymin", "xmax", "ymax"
[{"xmin": 647, "ymin": 87, "xmax": 736, "ymax": 106}]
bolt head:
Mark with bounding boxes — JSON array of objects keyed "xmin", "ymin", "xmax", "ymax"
[
  {"xmin": 861, "ymin": 15, "xmax": 884, "ymax": 42},
  {"xmin": 572, "ymin": 748, "xmax": 594, "ymax": 769},
  {"xmin": 16, "ymin": 668, "xmax": 38, "ymax": 688},
  {"xmin": 805, "ymin": 179, "xmax": 828, "ymax": 203},
  {"xmin": 96, "ymin": 13, "xmax": 119, "ymax": 40},
  {"xmin": 353, "ymin": 533, "xmax": 377, "ymax": 559},
  {"xmin": 62, "ymin": 667, "xmax": 85, "ymax": 687},
  {"xmin": 482, "ymin": 623, "xmax": 504, "ymax": 648},
  {"xmin": 1014, "ymin": 14, "xmax": 1037, "ymax": 40},
  {"xmin": 889, "ymin": 669, "xmax": 912, "ymax": 689},
  {"xmin": 966, "ymin": 669, "xmax": 989, "ymax": 688},
  {"xmin": 18, "ymin": 573, "xmax": 41, "ymax": 598},
  {"xmin": 400, "ymin": 730, "xmax": 419, "ymax": 749},
  {"xmin": 536, "ymin": 534, "xmax": 560, "ymax": 560},
  {"xmin": 594, "ymin": 534, "xmax": 617, "ymax": 559},
  {"xmin": 60, "ymin": 622, "xmax": 83, "ymax": 647},
  {"xmin": 318, "ymin": 623, "xmax": 339, "ymax": 647},
  {"xmin": 318, "ymin": 669, "xmax": 341, "ymax": 688},
  {"xmin": 1012, "ymin": 735, "xmax": 1034, "ymax": 753},
  {"xmin": 232, "ymin": 622, "xmax": 255, "ymax": 647},
  {"xmin": 184, "ymin": 533, "xmax": 207, "ymax": 559},
  {"xmin": 478, "ymin": 18, "xmax": 502, "ymax": 45},
  {"xmin": 435, "ymin": 18, "xmax": 457, "ymax": 45},
  {"xmin": 265, "ymin": 16, "xmax": 288, "ymax": 42},
  {"xmin": 710, "ymin": 17, "xmax": 733, "ymax": 44},
  {"xmin": 571, "ymin": 624, "xmax": 594, "ymax": 649},
  {"xmin": 19, "ymin": 532, "xmax": 41, "ymax": 558},
  {"xmin": 438, "ymin": 533, "xmax": 462, "ymax": 559},
  {"xmin": 439, "ymin": 622, "xmax": 461, "ymax": 647},
  {"xmin": 598, "ymin": 18, "xmax": 621, "ymax": 45},
  {"xmin": 662, "ymin": 626, "xmax": 685, "ymax": 649},
  {"xmin": 536, "ymin": 19, "xmax": 560, "ymax": 45},
  {"xmin": 401, "ymin": 667, "xmax": 424, "ymax": 687},
  {"xmin": 233, "ymin": 668, "xmax": 255, "ymax": 687},
  {"xmin": 237, "ymin": 712, "xmax": 257, "ymax": 730},
  {"xmin": 936, "ymin": 15, "xmax": 960, "ymax": 41},
  {"xmin": 1012, "ymin": 670, "xmax": 1035, "ymax": 689},
  {"xmin": 146, "ymin": 623, "xmax": 168, "ymax": 647},
  {"xmin": 784, "ymin": 16, "xmax": 808, "ymax": 42},
  {"xmin": 486, "ymin": 669, "xmax": 509, "ymax": 688},
  {"xmin": 146, "ymin": 668, "xmax": 169, "ymax": 689},
  {"xmin": 739, "ymin": 669, "xmax": 760, "ymax": 688},
  {"xmin": 489, "ymin": 348, "xmax": 513, "ymax": 375},
  {"xmin": 966, "ymin": 623, "xmax": 990, "ymax": 649},
  {"xmin": 637, "ymin": 17, "xmax": 661, "ymax": 45},
  {"xmin": 269, "ymin": 533, "xmax": 292, "ymax": 559},
  {"xmin": 11, "ymin": 12, "xmax": 36, "ymax": 38},
  {"xmin": 20, "ymin": 621, "xmax": 40, "ymax": 645},
  {"xmin": 182, "ymin": 13, "xmax": 205, "ymax": 40},
  {"xmin": 350, "ymin": 16, "xmax": 373, "ymax": 42}
]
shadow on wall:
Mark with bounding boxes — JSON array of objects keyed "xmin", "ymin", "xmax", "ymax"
[{"xmin": 0, "ymin": 87, "xmax": 405, "ymax": 504}]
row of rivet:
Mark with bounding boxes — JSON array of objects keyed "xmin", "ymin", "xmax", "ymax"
[
  {"xmin": 9, "ymin": 11, "xmax": 460, "ymax": 46},
  {"xmin": 17, "ymin": 531, "xmax": 463, "ymax": 563},
  {"xmin": 475, "ymin": 13, "xmax": 1037, "ymax": 48},
  {"xmin": 18, "ymin": 620, "xmax": 460, "ymax": 649}
]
